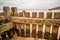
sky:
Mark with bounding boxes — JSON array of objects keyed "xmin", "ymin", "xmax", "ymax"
[{"xmin": 0, "ymin": 0, "xmax": 60, "ymax": 10}]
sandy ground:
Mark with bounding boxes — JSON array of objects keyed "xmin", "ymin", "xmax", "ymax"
[{"xmin": 11, "ymin": 36, "xmax": 47, "ymax": 40}]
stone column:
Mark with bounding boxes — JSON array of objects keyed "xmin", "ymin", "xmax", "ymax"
[
  {"xmin": 3, "ymin": 6, "xmax": 11, "ymax": 22},
  {"xmin": 30, "ymin": 24, "xmax": 32, "ymax": 37},
  {"xmin": 11, "ymin": 7, "xmax": 18, "ymax": 16},
  {"xmin": 57, "ymin": 26, "xmax": 60, "ymax": 40}
]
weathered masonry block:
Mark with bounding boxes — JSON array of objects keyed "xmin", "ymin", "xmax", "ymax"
[
  {"xmin": 0, "ymin": 6, "xmax": 60, "ymax": 40},
  {"xmin": 32, "ymin": 24, "xmax": 36, "ymax": 38},
  {"xmin": 0, "ymin": 12, "xmax": 3, "ymax": 16},
  {"xmin": 46, "ymin": 12, "xmax": 52, "ymax": 19},
  {"xmin": 20, "ymin": 23, "xmax": 25, "ymax": 37},
  {"xmin": 38, "ymin": 25, "xmax": 43, "ymax": 38},
  {"xmin": 52, "ymin": 20, "xmax": 60, "ymax": 26},
  {"xmin": 11, "ymin": 7, "xmax": 18, "ymax": 16},
  {"xmin": 54, "ymin": 12, "xmax": 60, "ymax": 19},
  {"xmin": 36, "ymin": 20, "xmax": 44, "ymax": 25},
  {"xmin": 19, "ymin": 12, "xmax": 24, "ymax": 17},
  {"xmin": 24, "ymin": 12, "xmax": 30, "ymax": 17},
  {"xmin": 3, "ymin": 6, "xmax": 11, "ymax": 18},
  {"xmin": 51, "ymin": 25, "xmax": 59, "ymax": 40},
  {"xmin": 3, "ymin": 6, "xmax": 11, "ymax": 22},
  {"xmin": 32, "ymin": 12, "xmax": 37, "ymax": 18},
  {"xmin": 44, "ymin": 20, "xmax": 52, "ymax": 25},
  {"xmin": 26, "ymin": 24, "xmax": 30, "ymax": 37},
  {"xmin": 38, "ymin": 12, "xmax": 44, "ymax": 18},
  {"xmin": 44, "ymin": 25, "xmax": 50, "ymax": 39}
]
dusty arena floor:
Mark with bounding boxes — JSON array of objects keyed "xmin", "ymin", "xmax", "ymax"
[{"xmin": 11, "ymin": 36, "xmax": 47, "ymax": 40}]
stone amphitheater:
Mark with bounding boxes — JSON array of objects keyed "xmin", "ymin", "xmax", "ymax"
[{"xmin": 0, "ymin": 6, "xmax": 60, "ymax": 40}]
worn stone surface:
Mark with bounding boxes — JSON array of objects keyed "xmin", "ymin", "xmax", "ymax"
[
  {"xmin": 32, "ymin": 24, "xmax": 36, "ymax": 30},
  {"xmin": 0, "ymin": 12, "xmax": 3, "ymax": 16},
  {"xmin": 19, "ymin": 12, "xmax": 24, "ymax": 17},
  {"xmin": 44, "ymin": 32, "xmax": 50, "ymax": 39},
  {"xmin": 13, "ymin": 12, "xmax": 18, "ymax": 16},
  {"xmin": 19, "ymin": 19, "xmax": 25, "ymax": 23},
  {"xmin": 21, "ymin": 29, "xmax": 25, "ymax": 37},
  {"xmin": 19, "ymin": 23, "xmax": 25, "ymax": 37},
  {"xmin": 52, "ymin": 20, "xmax": 60, "ymax": 25},
  {"xmin": 3, "ymin": 6, "xmax": 11, "ymax": 18},
  {"xmin": 16, "ymin": 30, "xmax": 20, "ymax": 36},
  {"xmin": 46, "ymin": 12, "xmax": 52, "ymax": 19},
  {"xmin": 25, "ymin": 19, "xmax": 31, "ymax": 24},
  {"xmin": 38, "ymin": 25, "xmax": 43, "ymax": 31},
  {"xmin": 54, "ymin": 12, "xmax": 60, "ymax": 19},
  {"xmin": 9, "ymin": 30, "xmax": 14, "ymax": 39},
  {"xmin": 11, "ymin": 7, "xmax": 18, "ymax": 16},
  {"xmin": 50, "ymin": 25, "xmax": 59, "ymax": 40},
  {"xmin": 45, "ymin": 25, "xmax": 50, "ymax": 32},
  {"xmin": 52, "ymin": 25, "xmax": 59, "ymax": 33},
  {"xmin": 24, "ymin": 12, "xmax": 30, "ymax": 17},
  {"xmin": 26, "ymin": 24, "xmax": 30, "ymax": 30},
  {"xmin": 44, "ymin": 20, "xmax": 52, "ymax": 25},
  {"xmin": 32, "ymin": 12, "xmax": 37, "ymax": 18},
  {"xmin": 44, "ymin": 25, "xmax": 50, "ymax": 39},
  {"xmin": 30, "ymin": 19, "xmax": 37, "ymax": 24},
  {"xmin": 11, "ymin": 17, "xmax": 25, "ymax": 23},
  {"xmin": 32, "ymin": 24, "xmax": 36, "ymax": 38},
  {"xmin": 26, "ymin": 24, "xmax": 30, "ymax": 37},
  {"xmin": 26, "ymin": 29, "xmax": 30, "ymax": 37},
  {"xmin": 50, "ymin": 33, "xmax": 57, "ymax": 40},
  {"xmin": 36, "ymin": 20, "xmax": 44, "ymax": 25},
  {"xmin": 32, "ymin": 30, "xmax": 36, "ymax": 38},
  {"xmin": 38, "ymin": 31, "xmax": 42, "ymax": 38},
  {"xmin": 38, "ymin": 12, "xmax": 44, "ymax": 18}
]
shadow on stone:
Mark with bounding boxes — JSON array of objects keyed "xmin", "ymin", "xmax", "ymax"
[
  {"xmin": 26, "ymin": 29, "xmax": 30, "ymax": 37},
  {"xmin": 38, "ymin": 31, "xmax": 42, "ymax": 38},
  {"xmin": 44, "ymin": 32, "xmax": 50, "ymax": 39}
]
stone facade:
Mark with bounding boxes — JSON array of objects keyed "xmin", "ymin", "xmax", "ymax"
[{"xmin": 0, "ymin": 7, "xmax": 60, "ymax": 40}]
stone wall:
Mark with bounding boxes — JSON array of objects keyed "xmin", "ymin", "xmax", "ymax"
[{"xmin": 0, "ymin": 6, "xmax": 60, "ymax": 40}]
